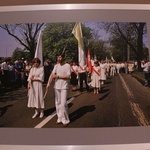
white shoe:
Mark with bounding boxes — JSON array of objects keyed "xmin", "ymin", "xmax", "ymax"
[
  {"xmin": 32, "ymin": 112, "xmax": 39, "ymax": 119},
  {"xmin": 39, "ymin": 112, "xmax": 44, "ymax": 118}
]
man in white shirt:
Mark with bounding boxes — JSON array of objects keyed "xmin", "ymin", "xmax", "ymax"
[
  {"xmin": 1, "ymin": 59, "xmax": 9, "ymax": 87},
  {"xmin": 46, "ymin": 54, "xmax": 71, "ymax": 127},
  {"xmin": 141, "ymin": 59, "xmax": 149, "ymax": 86}
]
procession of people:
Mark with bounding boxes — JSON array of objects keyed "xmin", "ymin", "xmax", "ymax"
[{"xmin": 0, "ymin": 54, "xmax": 150, "ymax": 127}]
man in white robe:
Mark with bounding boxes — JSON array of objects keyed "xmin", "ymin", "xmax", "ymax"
[{"xmin": 46, "ymin": 54, "xmax": 71, "ymax": 127}]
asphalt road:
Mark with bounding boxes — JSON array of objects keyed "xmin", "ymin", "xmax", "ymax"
[{"xmin": 0, "ymin": 73, "xmax": 150, "ymax": 128}]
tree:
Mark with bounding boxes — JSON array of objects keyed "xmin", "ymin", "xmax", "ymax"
[
  {"xmin": 100, "ymin": 22, "xmax": 147, "ymax": 68},
  {"xmin": 0, "ymin": 23, "xmax": 44, "ymax": 59},
  {"xmin": 115, "ymin": 23, "xmax": 146, "ymax": 67},
  {"xmin": 42, "ymin": 22, "xmax": 92, "ymax": 63},
  {"xmin": 88, "ymin": 40, "xmax": 107, "ymax": 60},
  {"xmin": 11, "ymin": 48, "xmax": 31, "ymax": 62},
  {"xmin": 11, "ymin": 47, "xmax": 24, "ymax": 61}
]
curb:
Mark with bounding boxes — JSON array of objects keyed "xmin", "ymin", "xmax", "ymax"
[{"xmin": 132, "ymin": 73, "xmax": 150, "ymax": 88}]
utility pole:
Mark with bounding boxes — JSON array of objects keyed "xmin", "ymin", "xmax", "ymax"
[
  {"xmin": 146, "ymin": 21, "xmax": 150, "ymax": 61},
  {"xmin": 127, "ymin": 44, "xmax": 130, "ymax": 62}
]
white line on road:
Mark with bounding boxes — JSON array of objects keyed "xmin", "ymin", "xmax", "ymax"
[
  {"xmin": 119, "ymin": 74, "xmax": 149, "ymax": 126},
  {"xmin": 34, "ymin": 96, "xmax": 76, "ymax": 128}
]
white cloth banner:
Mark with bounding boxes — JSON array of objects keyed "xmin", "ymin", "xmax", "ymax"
[
  {"xmin": 72, "ymin": 22, "xmax": 86, "ymax": 68},
  {"xmin": 34, "ymin": 30, "xmax": 43, "ymax": 66}
]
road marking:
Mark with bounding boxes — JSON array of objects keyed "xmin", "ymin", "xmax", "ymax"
[
  {"xmin": 34, "ymin": 96, "xmax": 76, "ymax": 128},
  {"xmin": 119, "ymin": 74, "xmax": 149, "ymax": 126}
]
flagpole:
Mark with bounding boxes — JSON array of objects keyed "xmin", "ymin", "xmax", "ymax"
[{"xmin": 61, "ymin": 31, "xmax": 73, "ymax": 55}]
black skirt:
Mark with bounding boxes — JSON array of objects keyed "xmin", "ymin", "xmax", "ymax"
[{"xmin": 70, "ymin": 72, "xmax": 78, "ymax": 86}]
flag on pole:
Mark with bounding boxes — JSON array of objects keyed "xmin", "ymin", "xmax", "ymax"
[
  {"xmin": 94, "ymin": 54, "xmax": 97, "ymax": 61},
  {"xmin": 87, "ymin": 49, "xmax": 92, "ymax": 73},
  {"xmin": 72, "ymin": 22, "xmax": 86, "ymax": 68},
  {"xmin": 105, "ymin": 56, "xmax": 108, "ymax": 63},
  {"xmin": 111, "ymin": 55, "xmax": 115, "ymax": 62},
  {"xmin": 34, "ymin": 30, "xmax": 43, "ymax": 66}
]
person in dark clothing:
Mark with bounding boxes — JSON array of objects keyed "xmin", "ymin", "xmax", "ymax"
[
  {"xmin": 44, "ymin": 59, "xmax": 50, "ymax": 84},
  {"xmin": 78, "ymin": 65, "xmax": 89, "ymax": 93}
]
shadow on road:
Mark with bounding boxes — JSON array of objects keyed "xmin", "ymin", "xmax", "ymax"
[
  {"xmin": 0, "ymin": 104, "xmax": 13, "ymax": 117},
  {"xmin": 104, "ymin": 81, "xmax": 112, "ymax": 85},
  {"xmin": 44, "ymin": 107, "xmax": 56, "ymax": 116},
  {"xmin": 0, "ymin": 87, "xmax": 27, "ymax": 103},
  {"xmin": 69, "ymin": 105, "xmax": 96, "ymax": 123},
  {"xmin": 106, "ymin": 76, "xmax": 113, "ymax": 79},
  {"xmin": 99, "ymin": 92, "xmax": 111, "ymax": 101},
  {"xmin": 68, "ymin": 103, "xmax": 73, "ymax": 109},
  {"xmin": 67, "ymin": 92, "xmax": 82, "ymax": 100},
  {"xmin": 99, "ymin": 88, "xmax": 110, "ymax": 94}
]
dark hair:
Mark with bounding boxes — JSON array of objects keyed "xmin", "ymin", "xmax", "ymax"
[
  {"xmin": 56, "ymin": 53, "xmax": 66, "ymax": 63},
  {"xmin": 94, "ymin": 60, "xmax": 99, "ymax": 65},
  {"xmin": 32, "ymin": 58, "xmax": 41, "ymax": 65},
  {"xmin": 57, "ymin": 52, "xmax": 65, "ymax": 58}
]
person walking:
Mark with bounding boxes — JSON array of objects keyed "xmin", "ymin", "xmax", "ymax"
[
  {"xmin": 141, "ymin": 59, "xmax": 149, "ymax": 86},
  {"xmin": 78, "ymin": 64, "xmax": 89, "ymax": 93},
  {"xmin": 99, "ymin": 60, "xmax": 107, "ymax": 85},
  {"xmin": 90, "ymin": 61, "xmax": 101, "ymax": 94},
  {"xmin": 110, "ymin": 62, "xmax": 116, "ymax": 76},
  {"xmin": 24, "ymin": 59, "xmax": 32, "ymax": 88},
  {"xmin": 44, "ymin": 58, "xmax": 51, "ymax": 84},
  {"xmin": 27, "ymin": 58, "xmax": 45, "ymax": 119},
  {"xmin": 128, "ymin": 62, "xmax": 134, "ymax": 75},
  {"xmin": 46, "ymin": 54, "xmax": 71, "ymax": 127},
  {"xmin": 70, "ymin": 61, "xmax": 78, "ymax": 91},
  {"xmin": 1, "ymin": 59, "xmax": 9, "ymax": 88}
]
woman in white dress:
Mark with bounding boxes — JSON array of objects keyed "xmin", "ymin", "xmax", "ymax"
[
  {"xmin": 27, "ymin": 58, "xmax": 45, "ymax": 119},
  {"xmin": 99, "ymin": 60, "xmax": 107, "ymax": 85},
  {"xmin": 91, "ymin": 61, "xmax": 101, "ymax": 94},
  {"xmin": 128, "ymin": 62, "xmax": 134, "ymax": 74}
]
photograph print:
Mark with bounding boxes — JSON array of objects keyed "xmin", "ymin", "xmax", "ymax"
[{"xmin": 0, "ymin": 21, "xmax": 150, "ymax": 128}]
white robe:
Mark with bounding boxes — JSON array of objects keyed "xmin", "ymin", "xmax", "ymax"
[
  {"xmin": 27, "ymin": 66, "xmax": 44, "ymax": 109},
  {"xmin": 90, "ymin": 66, "xmax": 101, "ymax": 88},
  {"xmin": 100, "ymin": 63, "xmax": 107, "ymax": 80}
]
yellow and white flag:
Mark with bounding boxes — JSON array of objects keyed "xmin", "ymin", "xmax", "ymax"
[
  {"xmin": 34, "ymin": 30, "xmax": 43, "ymax": 66},
  {"xmin": 72, "ymin": 22, "xmax": 86, "ymax": 68}
]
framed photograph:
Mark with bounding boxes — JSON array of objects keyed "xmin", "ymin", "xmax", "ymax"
[
  {"xmin": 0, "ymin": 3, "xmax": 150, "ymax": 148},
  {"xmin": 1, "ymin": 144, "xmax": 150, "ymax": 150}
]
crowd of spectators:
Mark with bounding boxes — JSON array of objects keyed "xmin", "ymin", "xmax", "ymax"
[{"xmin": 0, "ymin": 58, "xmax": 54, "ymax": 91}]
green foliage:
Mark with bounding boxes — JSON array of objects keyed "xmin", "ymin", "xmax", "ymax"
[
  {"xmin": 88, "ymin": 40, "xmax": 107, "ymax": 60},
  {"xmin": 11, "ymin": 48, "xmax": 31, "ymax": 62},
  {"xmin": 133, "ymin": 71, "xmax": 145, "ymax": 80},
  {"xmin": 99, "ymin": 22, "xmax": 147, "ymax": 63},
  {"xmin": 42, "ymin": 22, "xmax": 92, "ymax": 63}
]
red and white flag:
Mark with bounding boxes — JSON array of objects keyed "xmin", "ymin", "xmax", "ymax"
[{"xmin": 87, "ymin": 49, "xmax": 92, "ymax": 73}]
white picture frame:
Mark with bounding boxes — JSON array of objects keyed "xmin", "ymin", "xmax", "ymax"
[{"xmin": 0, "ymin": 3, "xmax": 150, "ymax": 148}]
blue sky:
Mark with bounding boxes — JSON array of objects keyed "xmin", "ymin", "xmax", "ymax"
[
  {"xmin": 0, "ymin": 22, "xmax": 111, "ymax": 57},
  {"xmin": 0, "ymin": 22, "xmax": 107, "ymax": 57},
  {"xmin": 0, "ymin": 27, "xmax": 23, "ymax": 57}
]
